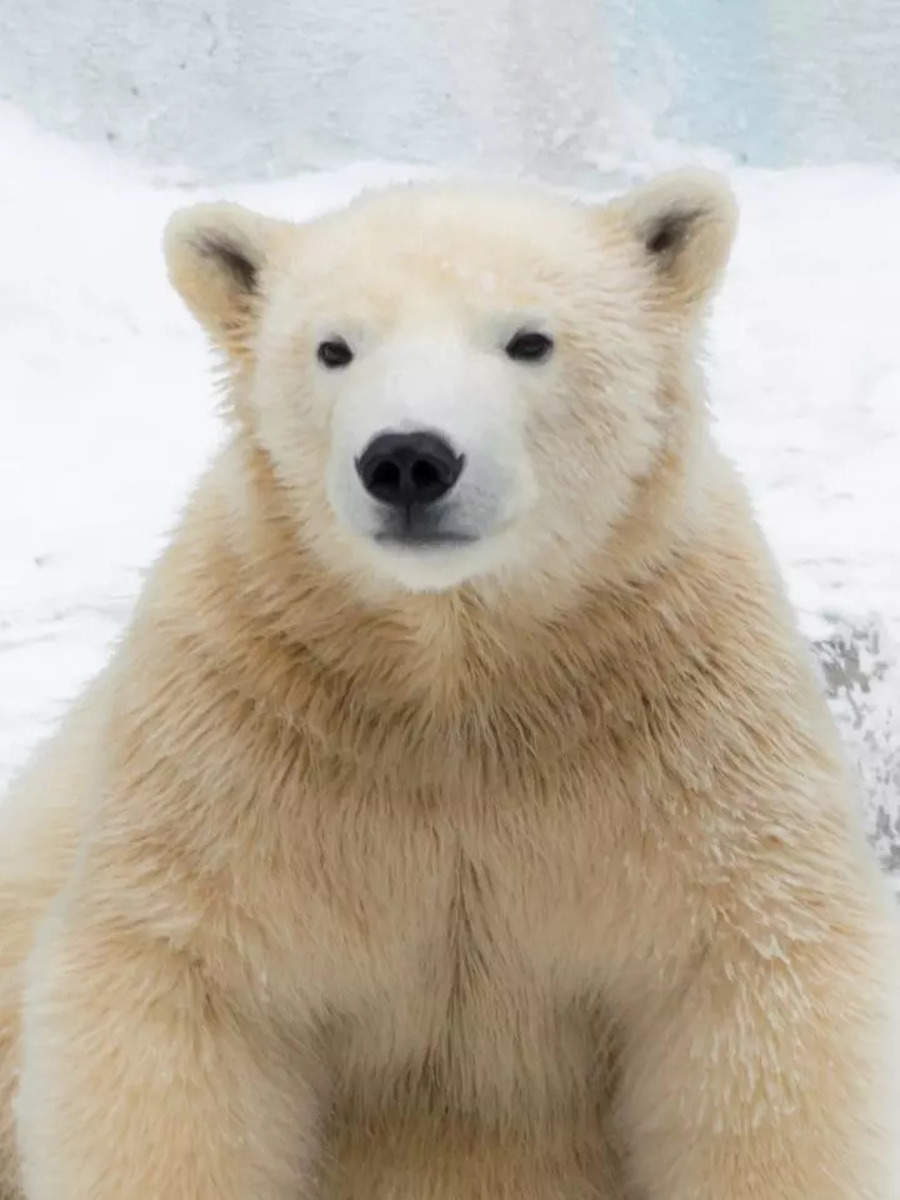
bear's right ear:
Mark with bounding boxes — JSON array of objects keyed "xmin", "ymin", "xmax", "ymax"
[
  {"xmin": 606, "ymin": 169, "xmax": 738, "ymax": 314},
  {"xmin": 163, "ymin": 202, "xmax": 292, "ymax": 357}
]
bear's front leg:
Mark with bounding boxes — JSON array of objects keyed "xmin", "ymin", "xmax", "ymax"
[
  {"xmin": 615, "ymin": 874, "xmax": 899, "ymax": 1200},
  {"xmin": 14, "ymin": 898, "xmax": 322, "ymax": 1200}
]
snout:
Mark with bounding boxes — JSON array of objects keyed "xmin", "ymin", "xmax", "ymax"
[
  {"xmin": 322, "ymin": 339, "xmax": 536, "ymax": 588},
  {"xmin": 355, "ymin": 432, "xmax": 465, "ymax": 509},
  {"xmin": 326, "ymin": 387, "xmax": 529, "ymax": 587}
]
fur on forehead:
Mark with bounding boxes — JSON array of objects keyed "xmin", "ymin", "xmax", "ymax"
[{"xmin": 163, "ymin": 169, "xmax": 737, "ymax": 353}]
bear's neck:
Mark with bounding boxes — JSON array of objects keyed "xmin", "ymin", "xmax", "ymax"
[{"xmin": 138, "ymin": 431, "xmax": 796, "ymax": 790}]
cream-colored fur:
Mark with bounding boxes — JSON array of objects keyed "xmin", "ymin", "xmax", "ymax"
[{"xmin": 1, "ymin": 171, "xmax": 898, "ymax": 1200}]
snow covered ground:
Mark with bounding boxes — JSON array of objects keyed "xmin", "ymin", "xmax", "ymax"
[{"xmin": 1, "ymin": 104, "xmax": 898, "ymax": 876}]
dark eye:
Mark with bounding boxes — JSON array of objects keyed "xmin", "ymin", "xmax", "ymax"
[
  {"xmin": 505, "ymin": 330, "xmax": 554, "ymax": 363},
  {"xmin": 317, "ymin": 338, "xmax": 353, "ymax": 369}
]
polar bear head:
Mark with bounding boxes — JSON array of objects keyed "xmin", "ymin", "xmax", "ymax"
[{"xmin": 165, "ymin": 172, "xmax": 736, "ymax": 598}]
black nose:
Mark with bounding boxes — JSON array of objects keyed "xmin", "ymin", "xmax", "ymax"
[{"xmin": 355, "ymin": 432, "xmax": 465, "ymax": 508}]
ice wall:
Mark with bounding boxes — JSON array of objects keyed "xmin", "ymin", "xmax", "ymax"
[{"xmin": 1, "ymin": 0, "xmax": 898, "ymax": 180}]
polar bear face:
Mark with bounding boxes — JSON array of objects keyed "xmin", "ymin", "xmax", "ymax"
[{"xmin": 165, "ymin": 173, "xmax": 736, "ymax": 595}]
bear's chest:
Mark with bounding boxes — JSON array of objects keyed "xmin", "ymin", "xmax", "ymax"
[
  {"xmin": 317, "ymin": 827, "xmax": 611, "ymax": 1118},
  {"xmin": 259, "ymin": 784, "xmax": 654, "ymax": 1113},
  {"xmin": 281, "ymin": 808, "xmax": 551, "ymax": 1000}
]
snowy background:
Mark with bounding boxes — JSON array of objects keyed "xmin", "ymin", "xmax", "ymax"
[{"xmin": 0, "ymin": 1, "xmax": 898, "ymax": 879}]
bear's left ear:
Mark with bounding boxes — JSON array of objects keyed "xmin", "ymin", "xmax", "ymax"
[
  {"xmin": 164, "ymin": 202, "xmax": 294, "ymax": 358},
  {"xmin": 607, "ymin": 168, "xmax": 738, "ymax": 312}
]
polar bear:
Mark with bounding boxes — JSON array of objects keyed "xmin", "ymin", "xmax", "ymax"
[{"xmin": 0, "ymin": 170, "xmax": 898, "ymax": 1200}]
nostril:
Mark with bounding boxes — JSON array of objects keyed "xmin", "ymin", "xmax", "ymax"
[
  {"xmin": 369, "ymin": 460, "xmax": 401, "ymax": 498},
  {"xmin": 411, "ymin": 458, "xmax": 442, "ymax": 491},
  {"xmin": 356, "ymin": 432, "xmax": 464, "ymax": 509}
]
